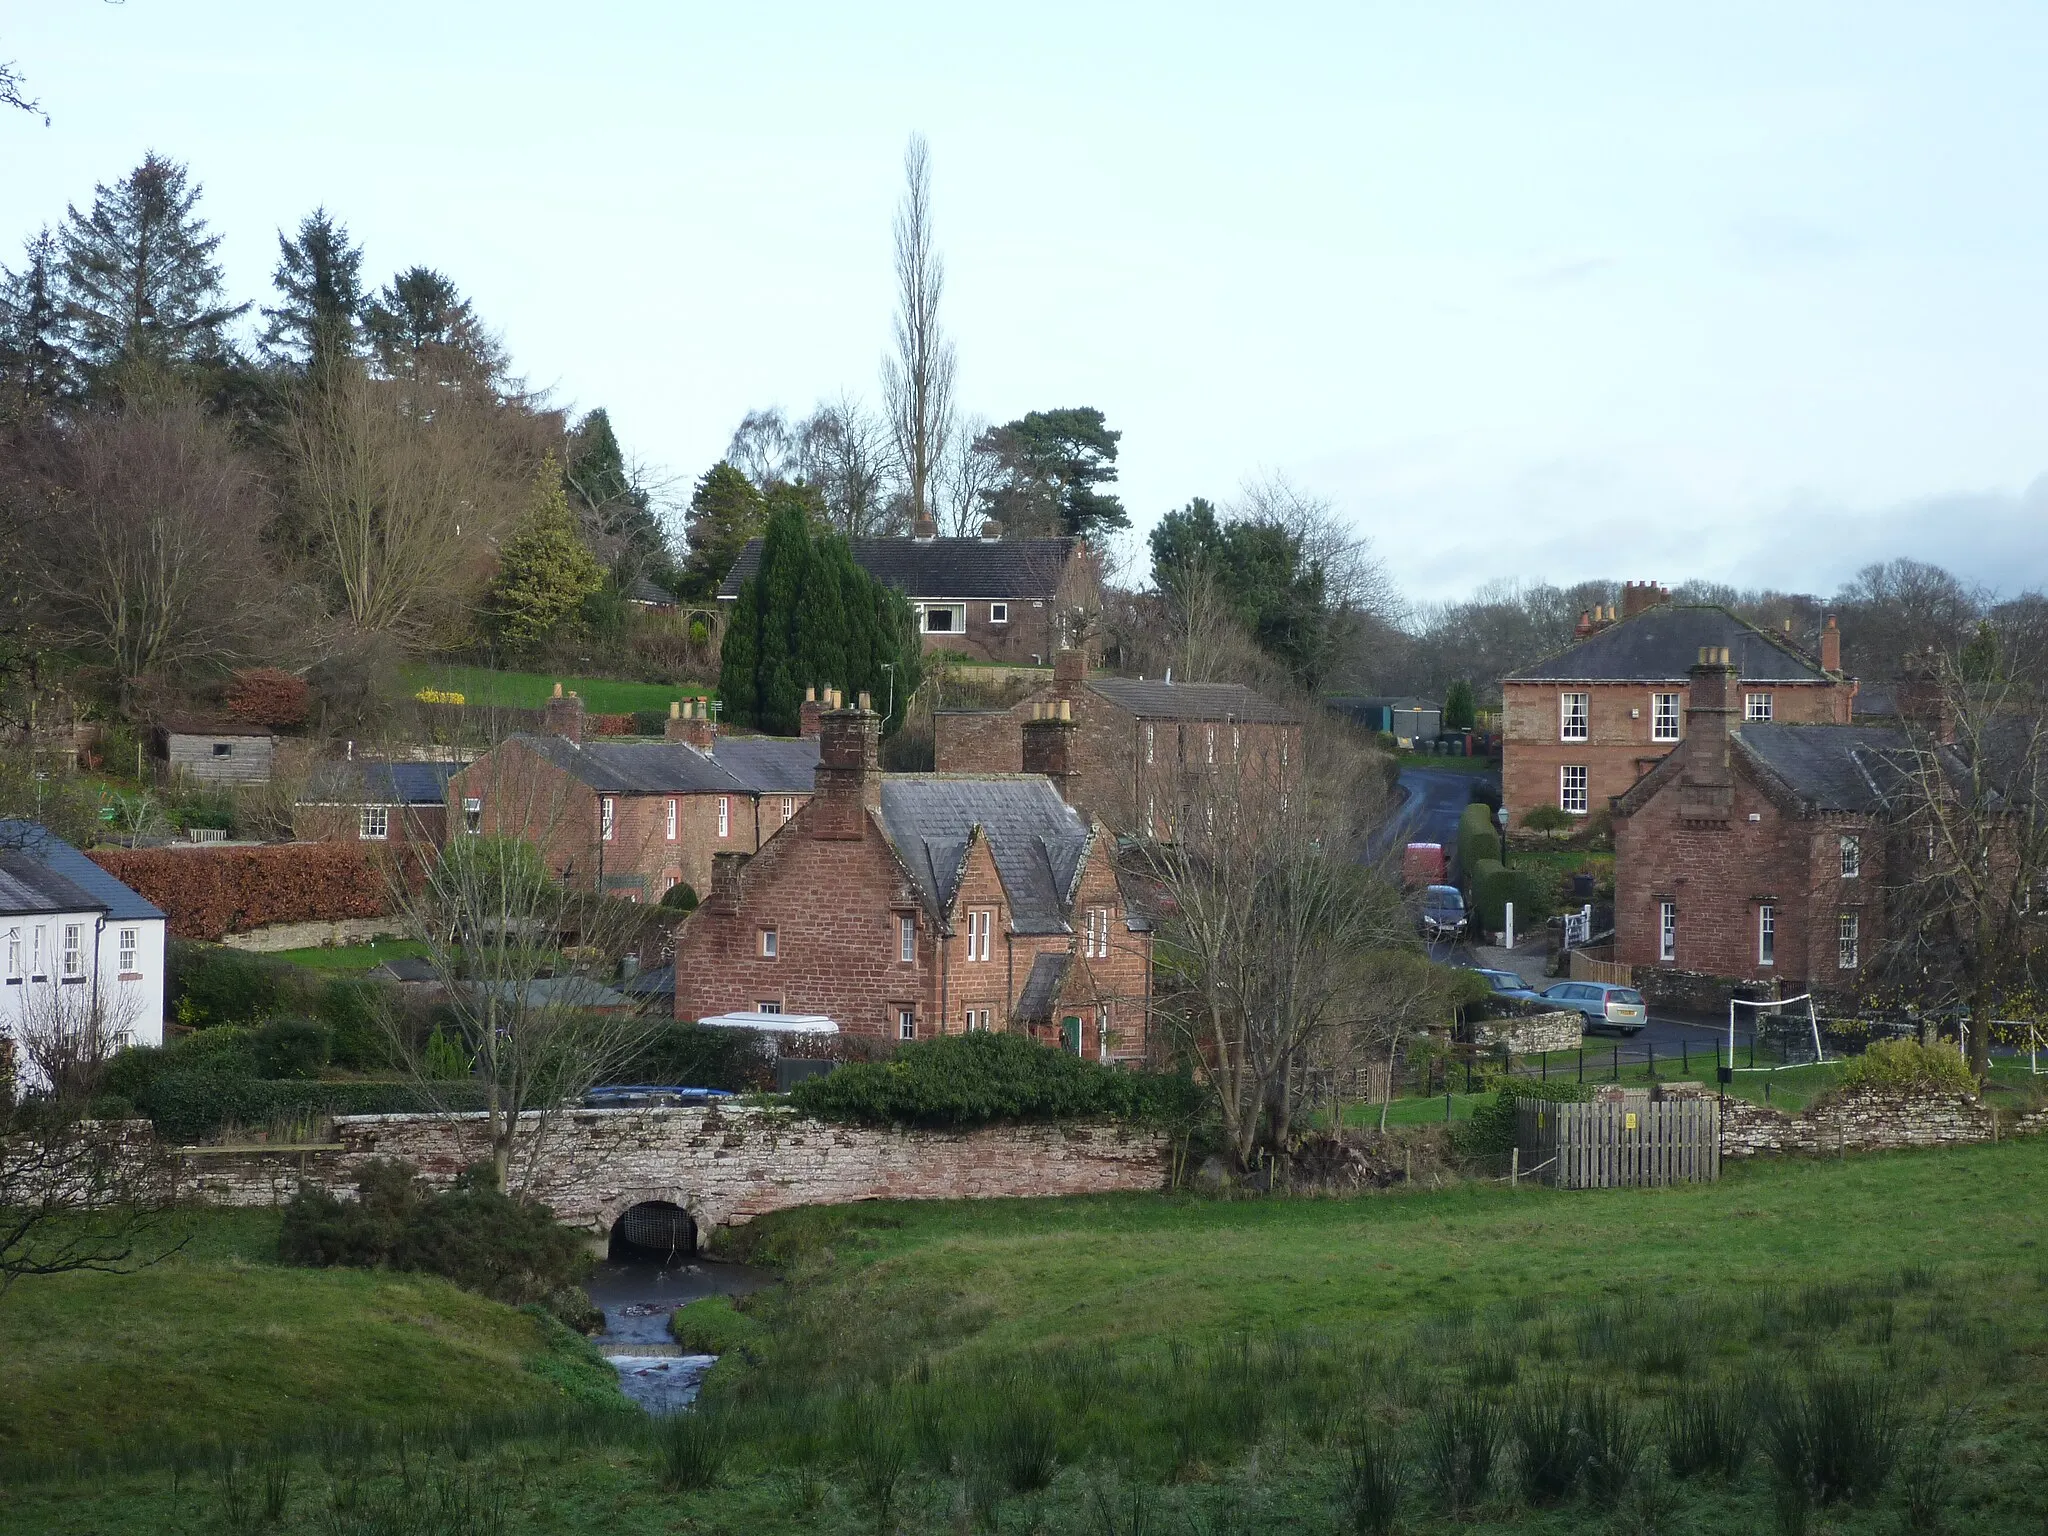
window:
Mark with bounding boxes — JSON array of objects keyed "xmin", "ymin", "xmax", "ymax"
[
  {"xmin": 1232, "ymin": 726, "xmax": 1242, "ymax": 760},
  {"xmin": 665, "ymin": 798, "xmax": 678, "ymax": 841},
  {"xmin": 1205, "ymin": 726, "xmax": 1216, "ymax": 764},
  {"xmin": 760, "ymin": 927, "xmax": 778, "ymax": 958},
  {"xmin": 1840, "ymin": 835, "xmax": 1861, "ymax": 879},
  {"xmin": 781, "ymin": 796, "xmax": 796, "ymax": 824},
  {"xmin": 966, "ymin": 909, "xmax": 993, "ymax": 962},
  {"xmin": 1745, "ymin": 692, "xmax": 1774, "ymax": 722},
  {"xmin": 1561, "ymin": 692, "xmax": 1590, "ymax": 741},
  {"xmin": 600, "ymin": 796, "xmax": 616, "ymax": 841},
  {"xmin": 1144, "ymin": 725, "xmax": 1154, "ymax": 766},
  {"xmin": 756, "ymin": 1000, "xmax": 782, "ymax": 1014},
  {"xmin": 1560, "ymin": 765, "xmax": 1589, "ymax": 815},
  {"xmin": 463, "ymin": 797, "xmax": 482, "ymax": 834},
  {"xmin": 30, "ymin": 924, "xmax": 45, "ymax": 979},
  {"xmin": 989, "ymin": 602, "xmax": 1009, "ymax": 625},
  {"xmin": 899, "ymin": 1007, "xmax": 917, "ymax": 1041},
  {"xmin": 1097, "ymin": 1004, "xmax": 1111, "ymax": 1059},
  {"xmin": 717, "ymin": 796, "xmax": 731, "ymax": 838},
  {"xmin": 1085, "ymin": 907, "xmax": 1111, "ymax": 958},
  {"xmin": 60, "ymin": 923, "xmax": 83, "ymax": 980},
  {"xmin": 358, "ymin": 805, "xmax": 389, "ymax": 840},
  {"xmin": 1659, "ymin": 900, "xmax": 1677, "ymax": 962},
  {"xmin": 899, "ymin": 915, "xmax": 916, "ymax": 964},
  {"xmin": 923, "ymin": 605, "xmax": 961, "ymax": 634},
  {"xmin": 212, "ymin": 741, "xmax": 233, "ymax": 757},
  {"xmin": 6, "ymin": 927, "xmax": 20, "ymax": 981},
  {"xmin": 1651, "ymin": 693, "xmax": 1681, "ymax": 743},
  {"xmin": 965, "ymin": 1007, "xmax": 990, "ymax": 1032},
  {"xmin": 1759, "ymin": 905, "xmax": 1775, "ymax": 967},
  {"xmin": 1838, "ymin": 912, "xmax": 1860, "ymax": 969}
]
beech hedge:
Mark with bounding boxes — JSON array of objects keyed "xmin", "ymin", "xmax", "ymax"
[
  {"xmin": 91, "ymin": 843, "xmax": 391, "ymax": 940},
  {"xmin": 788, "ymin": 1031, "xmax": 1201, "ymax": 1129}
]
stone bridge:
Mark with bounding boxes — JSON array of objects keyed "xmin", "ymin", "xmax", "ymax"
[{"xmin": 173, "ymin": 1103, "xmax": 1172, "ymax": 1252}]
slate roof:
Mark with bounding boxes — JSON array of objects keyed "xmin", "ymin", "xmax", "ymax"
[
  {"xmin": 1852, "ymin": 682, "xmax": 1899, "ymax": 720},
  {"xmin": 718, "ymin": 536, "xmax": 1076, "ymax": 601},
  {"xmin": 626, "ymin": 575, "xmax": 678, "ymax": 605},
  {"xmin": 713, "ymin": 735, "xmax": 820, "ymax": 794},
  {"xmin": 1509, "ymin": 606, "xmax": 1834, "ymax": 685},
  {"xmin": 1734, "ymin": 725, "xmax": 1916, "ymax": 814},
  {"xmin": 0, "ymin": 821, "xmax": 165, "ymax": 922},
  {"xmin": 1014, "ymin": 952, "xmax": 1071, "ymax": 1023},
  {"xmin": 301, "ymin": 759, "xmax": 457, "ymax": 806},
  {"xmin": 515, "ymin": 735, "xmax": 753, "ymax": 795},
  {"xmin": 1086, "ymin": 677, "xmax": 1301, "ymax": 724},
  {"xmin": 878, "ymin": 777, "xmax": 1091, "ymax": 935}
]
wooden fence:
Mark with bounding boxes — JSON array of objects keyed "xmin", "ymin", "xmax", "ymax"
[
  {"xmin": 1516, "ymin": 1098, "xmax": 1720, "ymax": 1189},
  {"xmin": 1568, "ymin": 951, "xmax": 1636, "ymax": 985}
]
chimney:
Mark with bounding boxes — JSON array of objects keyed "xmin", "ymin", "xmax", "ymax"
[
  {"xmin": 912, "ymin": 513, "xmax": 938, "ymax": 541},
  {"xmin": 1895, "ymin": 650, "xmax": 1955, "ymax": 745},
  {"xmin": 811, "ymin": 698, "xmax": 881, "ymax": 838},
  {"xmin": 708, "ymin": 850, "xmax": 750, "ymax": 914},
  {"xmin": 1621, "ymin": 581, "xmax": 1670, "ymax": 620},
  {"xmin": 1820, "ymin": 614, "xmax": 1842, "ymax": 674},
  {"xmin": 1575, "ymin": 610, "xmax": 1594, "ymax": 638},
  {"xmin": 1678, "ymin": 646, "xmax": 1737, "ymax": 823},
  {"xmin": 979, "ymin": 519, "xmax": 1003, "ymax": 541},
  {"xmin": 1052, "ymin": 649, "xmax": 1086, "ymax": 698},
  {"xmin": 1022, "ymin": 699, "xmax": 1078, "ymax": 803},
  {"xmin": 799, "ymin": 686, "xmax": 824, "ymax": 739},
  {"xmin": 541, "ymin": 682, "xmax": 585, "ymax": 742},
  {"xmin": 666, "ymin": 697, "xmax": 716, "ymax": 751}
]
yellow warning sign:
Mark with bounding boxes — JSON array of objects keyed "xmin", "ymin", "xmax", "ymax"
[{"xmin": 1625, "ymin": 1112, "xmax": 1638, "ymax": 1130}]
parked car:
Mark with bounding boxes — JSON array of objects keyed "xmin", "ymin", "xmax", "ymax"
[
  {"xmin": 1418, "ymin": 884, "xmax": 1467, "ymax": 940},
  {"xmin": 1541, "ymin": 981, "xmax": 1649, "ymax": 1035},
  {"xmin": 1470, "ymin": 967, "xmax": 1542, "ymax": 1003}
]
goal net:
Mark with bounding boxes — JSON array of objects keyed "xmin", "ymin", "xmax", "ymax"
[{"xmin": 1727, "ymin": 993, "xmax": 1826, "ymax": 1070}]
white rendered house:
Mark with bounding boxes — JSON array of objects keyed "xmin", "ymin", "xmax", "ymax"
[{"xmin": 0, "ymin": 822, "xmax": 166, "ymax": 1092}]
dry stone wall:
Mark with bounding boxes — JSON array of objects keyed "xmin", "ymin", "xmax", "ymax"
[
  {"xmin": 1718, "ymin": 1087, "xmax": 1999, "ymax": 1158},
  {"xmin": 1476, "ymin": 1010, "xmax": 1583, "ymax": 1055},
  {"xmin": 171, "ymin": 1104, "xmax": 1170, "ymax": 1248}
]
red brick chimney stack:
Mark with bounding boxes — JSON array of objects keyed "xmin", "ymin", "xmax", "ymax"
[
  {"xmin": 541, "ymin": 682, "xmax": 585, "ymax": 742},
  {"xmin": 1820, "ymin": 614, "xmax": 1842, "ymax": 674},
  {"xmin": 799, "ymin": 687, "xmax": 824, "ymax": 739},
  {"xmin": 666, "ymin": 697, "xmax": 715, "ymax": 751},
  {"xmin": 1621, "ymin": 581, "xmax": 1670, "ymax": 619},
  {"xmin": 1678, "ymin": 646, "xmax": 1737, "ymax": 823},
  {"xmin": 912, "ymin": 513, "xmax": 938, "ymax": 542},
  {"xmin": 1895, "ymin": 650, "xmax": 1956, "ymax": 745},
  {"xmin": 1022, "ymin": 699, "xmax": 1078, "ymax": 804},
  {"xmin": 812, "ymin": 698, "xmax": 882, "ymax": 838},
  {"xmin": 1052, "ymin": 649, "xmax": 1086, "ymax": 701},
  {"xmin": 708, "ymin": 850, "xmax": 750, "ymax": 913}
]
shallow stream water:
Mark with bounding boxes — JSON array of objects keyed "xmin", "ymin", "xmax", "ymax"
[{"xmin": 586, "ymin": 1254, "xmax": 772, "ymax": 1414}]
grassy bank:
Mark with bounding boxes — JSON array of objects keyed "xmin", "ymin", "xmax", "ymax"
[
  {"xmin": 398, "ymin": 663, "xmax": 709, "ymax": 716},
  {"xmin": 7, "ymin": 1141, "xmax": 2048, "ymax": 1532},
  {"xmin": 268, "ymin": 938, "xmax": 431, "ymax": 975}
]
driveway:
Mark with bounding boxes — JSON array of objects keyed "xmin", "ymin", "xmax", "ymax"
[{"xmin": 1374, "ymin": 766, "xmax": 1495, "ymax": 875}]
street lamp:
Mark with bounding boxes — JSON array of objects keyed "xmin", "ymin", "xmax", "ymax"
[
  {"xmin": 1496, "ymin": 804, "xmax": 1509, "ymax": 868},
  {"xmin": 881, "ymin": 664, "xmax": 896, "ymax": 729}
]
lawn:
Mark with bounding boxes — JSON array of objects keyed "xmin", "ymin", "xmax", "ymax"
[
  {"xmin": 8, "ymin": 1142, "xmax": 2048, "ymax": 1533},
  {"xmin": 398, "ymin": 663, "xmax": 711, "ymax": 716},
  {"xmin": 268, "ymin": 938, "xmax": 431, "ymax": 975},
  {"xmin": 1396, "ymin": 750, "xmax": 1498, "ymax": 775}
]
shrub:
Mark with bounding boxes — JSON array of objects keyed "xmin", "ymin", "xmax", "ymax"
[
  {"xmin": 252, "ymin": 1016, "xmax": 331, "ymax": 1079},
  {"xmin": 1443, "ymin": 679, "xmax": 1476, "ymax": 731},
  {"xmin": 631, "ymin": 708, "xmax": 669, "ymax": 737},
  {"xmin": 1457, "ymin": 803, "xmax": 1500, "ymax": 877},
  {"xmin": 1522, "ymin": 804, "xmax": 1574, "ymax": 833},
  {"xmin": 1451, "ymin": 1076, "xmax": 1587, "ymax": 1158},
  {"xmin": 619, "ymin": 1021, "xmax": 766, "ymax": 1091},
  {"xmin": 279, "ymin": 1160, "xmax": 591, "ymax": 1306},
  {"xmin": 136, "ymin": 1069, "xmax": 490, "ymax": 1141},
  {"xmin": 1471, "ymin": 864, "xmax": 1553, "ymax": 934},
  {"xmin": 788, "ymin": 1031, "xmax": 1202, "ymax": 1129},
  {"xmin": 224, "ymin": 668, "xmax": 311, "ymax": 728},
  {"xmin": 658, "ymin": 880, "xmax": 699, "ymax": 912},
  {"xmin": 170, "ymin": 942, "xmax": 297, "ymax": 1027},
  {"xmin": 318, "ymin": 979, "xmax": 394, "ymax": 1070},
  {"xmin": 1839, "ymin": 1038, "xmax": 1976, "ymax": 1095},
  {"xmin": 96, "ymin": 846, "xmax": 390, "ymax": 941}
]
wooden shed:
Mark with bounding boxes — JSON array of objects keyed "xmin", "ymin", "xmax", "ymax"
[{"xmin": 157, "ymin": 720, "xmax": 276, "ymax": 786}]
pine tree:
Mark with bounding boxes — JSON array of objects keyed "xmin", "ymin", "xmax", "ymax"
[
  {"xmin": 1443, "ymin": 679, "xmax": 1476, "ymax": 731},
  {"xmin": 718, "ymin": 581, "xmax": 761, "ymax": 727},
  {"xmin": 567, "ymin": 408, "xmax": 669, "ymax": 581},
  {"xmin": 260, "ymin": 208, "xmax": 365, "ymax": 373},
  {"xmin": 681, "ymin": 461, "xmax": 766, "ymax": 599},
  {"xmin": 361, "ymin": 266, "xmax": 503, "ymax": 389},
  {"xmin": 752, "ymin": 497, "xmax": 810, "ymax": 734},
  {"xmin": 794, "ymin": 532, "xmax": 852, "ymax": 705},
  {"xmin": 484, "ymin": 455, "xmax": 605, "ymax": 652},
  {"xmin": 0, "ymin": 228, "xmax": 76, "ymax": 410},
  {"xmin": 59, "ymin": 152, "xmax": 249, "ymax": 375}
]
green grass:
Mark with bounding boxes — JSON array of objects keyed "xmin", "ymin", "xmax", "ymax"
[
  {"xmin": 267, "ymin": 938, "xmax": 431, "ymax": 975},
  {"xmin": 10, "ymin": 1144, "xmax": 2048, "ymax": 1532},
  {"xmin": 1396, "ymin": 750, "xmax": 1497, "ymax": 774},
  {"xmin": 0, "ymin": 1208, "xmax": 610, "ymax": 1474},
  {"xmin": 398, "ymin": 663, "xmax": 710, "ymax": 716}
]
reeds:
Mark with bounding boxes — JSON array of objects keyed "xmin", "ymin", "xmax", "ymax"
[
  {"xmin": 1338, "ymin": 1423, "xmax": 1405, "ymax": 1536},
  {"xmin": 1419, "ymin": 1391, "xmax": 1502, "ymax": 1515},
  {"xmin": 658, "ymin": 1409, "xmax": 728, "ymax": 1491}
]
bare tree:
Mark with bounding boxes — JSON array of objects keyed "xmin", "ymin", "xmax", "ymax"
[
  {"xmin": 0, "ymin": 1104, "xmax": 179, "ymax": 1295},
  {"xmin": 1, "ymin": 59, "xmax": 45, "ymax": 123},
  {"xmin": 727, "ymin": 407, "xmax": 795, "ymax": 491},
  {"xmin": 935, "ymin": 412, "xmax": 994, "ymax": 538},
  {"xmin": 801, "ymin": 395, "xmax": 900, "ymax": 538},
  {"xmin": 13, "ymin": 978, "xmax": 141, "ymax": 1105},
  {"xmin": 881, "ymin": 134, "xmax": 956, "ymax": 528},
  {"xmin": 1142, "ymin": 715, "xmax": 1404, "ymax": 1171},
  {"xmin": 26, "ymin": 402, "xmax": 277, "ymax": 704}
]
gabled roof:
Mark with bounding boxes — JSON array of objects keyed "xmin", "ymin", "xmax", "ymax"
[
  {"xmin": 718, "ymin": 536, "xmax": 1077, "ymax": 601},
  {"xmin": 301, "ymin": 759, "xmax": 457, "ymax": 806},
  {"xmin": 878, "ymin": 776, "xmax": 1090, "ymax": 935},
  {"xmin": 0, "ymin": 821, "xmax": 164, "ymax": 922},
  {"xmin": 1734, "ymin": 724, "xmax": 1917, "ymax": 814},
  {"xmin": 712, "ymin": 735, "xmax": 820, "ymax": 794},
  {"xmin": 1510, "ymin": 606, "xmax": 1835, "ymax": 685},
  {"xmin": 511, "ymin": 735, "xmax": 753, "ymax": 796},
  {"xmin": 1014, "ymin": 952, "xmax": 1071, "ymax": 1023},
  {"xmin": 1086, "ymin": 677, "xmax": 1301, "ymax": 724}
]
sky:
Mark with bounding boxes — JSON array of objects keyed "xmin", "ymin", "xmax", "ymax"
[{"xmin": 6, "ymin": 2, "xmax": 2048, "ymax": 609}]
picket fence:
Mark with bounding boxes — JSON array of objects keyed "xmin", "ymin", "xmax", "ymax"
[{"xmin": 1516, "ymin": 1097, "xmax": 1720, "ymax": 1189}]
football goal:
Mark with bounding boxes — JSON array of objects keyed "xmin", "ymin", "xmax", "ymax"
[{"xmin": 1727, "ymin": 993, "xmax": 1826, "ymax": 1070}]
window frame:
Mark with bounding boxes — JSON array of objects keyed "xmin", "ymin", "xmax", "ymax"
[
  {"xmin": 1758, "ymin": 904, "xmax": 1775, "ymax": 967},
  {"xmin": 1838, "ymin": 911, "xmax": 1860, "ymax": 969},
  {"xmin": 1144, "ymin": 724, "xmax": 1154, "ymax": 766},
  {"xmin": 1745, "ymin": 692, "xmax": 1774, "ymax": 722},
  {"xmin": 117, "ymin": 927, "xmax": 137, "ymax": 975},
  {"xmin": 756, "ymin": 1000, "xmax": 783, "ymax": 1015},
  {"xmin": 899, "ymin": 915, "xmax": 916, "ymax": 964},
  {"xmin": 1560, "ymin": 692, "xmax": 1590, "ymax": 742},
  {"xmin": 463, "ymin": 797, "xmax": 482, "ymax": 834},
  {"xmin": 1651, "ymin": 692, "xmax": 1681, "ymax": 743},
  {"xmin": 921, "ymin": 604, "xmax": 964, "ymax": 634},
  {"xmin": 1659, "ymin": 900, "xmax": 1677, "ymax": 962},
  {"xmin": 1560, "ymin": 764, "xmax": 1589, "ymax": 815},
  {"xmin": 966, "ymin": 909, "xmax": 993, "ymax": 962},
  {"xmin": 30, "ymin": 924, "xmax": 45, "ymax": 980},
  {"xmin": 600, "ymin": 796, "xmax": 616, "ymax": 841},
  {"xmin": 665, "ymin": 798, "xmax": 678, "ymax": 841},
  {"xmin": 717, "ymin": 796, "xmax": 730, "ymax": 838},
  {"xmin": 358, "ymin": 804, "xmax": 390, "ymax": 841},
  {"xmin": 211, "ymin": 741, "xmax": 233, "ymax": 758},
  {"xmin": 61, "ymin": 923, "xmax": 84, "ymax": 980},
  {"xmin": 898, "ymin": 1007, "xmax": 917, "ymax": 1041},
  {"xmin": 760, "ymin": 927, "xmax": 778, "ymax": 958},
  {"xmin": 989, "ymin": 602, "xmax": 1009, "ymax": 625},
  {"xmin": 781, "ymin": 796, "xmax": 795, "ymax": 824},
  {"xmin": 6, "ymin": 928, "xmax": 20, "ymax": 980},
  {"xmin": 1840, "ymin": 834, "xmax": 1861, "ymax": 880}
]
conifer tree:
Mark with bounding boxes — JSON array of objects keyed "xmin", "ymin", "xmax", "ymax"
[
  {"xmin": 0, "ymin": 228, "xmax": 75, "ymax": 409},
  {"xmin": 260, "ymin": 208, "xmax": 365, "ymax": 373},
  {"xmin": 752, "ymin": 497, "xmax": 810, "ymax": 734},
  {"xmin": 718, "ymin": 580, "xmax": 761, "ymax": 727},
  {"xmin": 681, "ymin": 461, "xmax": 766, "ymax": 598},
  {"xmin": 484, "ymin": 455, "xmax": 605, "ymax": 652}
]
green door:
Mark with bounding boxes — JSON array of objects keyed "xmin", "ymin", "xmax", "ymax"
[{"xmin": 1061, "ymin": 1016, "xmax": 1082, "ymax": 1054}]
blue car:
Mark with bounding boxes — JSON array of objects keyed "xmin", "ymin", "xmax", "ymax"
[{"xmin": 1470, "ymin": 967, "xmax": 1542, "ymax": 1003}]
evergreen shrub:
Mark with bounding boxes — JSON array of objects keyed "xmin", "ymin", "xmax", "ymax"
[
  {"xmin": 1838, "ymin": 1038, "xmax": 1976, "ymax": 1095},
  {"xmin": 788, "ymin": 1031, "xmax": 1201, "ymax": 1129},
  {"xmin": 1523, "ymin": 804, "xmax": 1574, "ymax": 834},
  {"xmin": 1471, "ymin": 864, "xmax": 1553, "ymax": 933},
  {"xmin": 1453, "ymin": 1076, "xmax": 1588, "ymax": 1157},
  {"xmin": 1457, "ymin": 803, "xmax": 1501, "ymax": 878},
  {"xmin": 253, "ymin": 1016, "xmax": 331, "ymax": 1079}
]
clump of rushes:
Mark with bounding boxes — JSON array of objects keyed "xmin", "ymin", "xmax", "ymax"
[
  {"xmin": 659, "ymin": 1409, "xmax": 729, "ymax": 1491},
  {"xmin": 1510, "ymin": 1381, "xmax": 1586, "ymax": 1505},
  {"xmin": 1420, "ymin": 1390, "xmax": 1503, "ymax": 1516},
  {"xmin": 1340, "ymin": 1421, "xmax": 1406, "ymax": 1535},
  {"xmin": 1662, "ymin": 1382, "xmax": 1752, "ymax": 1480}
]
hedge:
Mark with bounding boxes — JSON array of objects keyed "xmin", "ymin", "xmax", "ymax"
[
  {"xmin": 789, "ymin": 1031, "xmax": 1202, "ymax": 1129},
  {"xmin": 91, "ymin": 843, "xmax": 391, "ymax": 940},
  {"xmin": 1457, "ymin": 803, "xmax": 1501, "ymax": 882},
  {"xmin": 1839, "ymin": 1037, "xmax": 1976, "ymax": 1095},
  {"xmin": 1470, "ymin": 861, "xmax": 1553, "ymax": 933},
  {"xmin": 140, "ymin": 1073, "xmax": 491, "ymax": 1142}
]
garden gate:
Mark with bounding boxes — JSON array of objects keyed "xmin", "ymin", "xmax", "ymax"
[{"xmin": 1516, "ymin": 1097, "xmax": 1720, "ymax": 1189}]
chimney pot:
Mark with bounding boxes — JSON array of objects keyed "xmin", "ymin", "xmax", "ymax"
[
  {"xmin": 669, "ymin": 701, "xmax": 680, "ymax": 719},
  {"xmin": 1820, "ymin": 613, "xmax": 1842, "ymax": 674},
  {"xmin": 552, "ymin": 682, "xmax": 563, "ymax": 699},
  {"xmin": 858, "ymin": 690, "xmax": 872, "ymax": 712}
]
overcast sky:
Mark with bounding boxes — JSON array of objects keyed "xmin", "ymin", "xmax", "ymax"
[{"xmin": 7, "ymin": 3, "xmax": 2047, "ymax": 606}]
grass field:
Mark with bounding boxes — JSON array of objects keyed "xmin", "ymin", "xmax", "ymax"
[
  {"xmin": 398, "ymin": 663, "xmax": 710, "ymax": 716},
  {"xmin": 7, "ymin": 1141, "xmax": 2048, "ymax": 1532},
  {"xmin": 268, "ymin": 938, "xmax": 431, "ymax": 975},
  {"xmin": 1396, "ymin": 750, "xmax": 1498, "ymax": 775}
]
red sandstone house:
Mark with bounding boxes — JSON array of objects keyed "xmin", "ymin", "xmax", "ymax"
[
  {"xmin": 294, "ymin": 759, "xmax": 456, "ymax": 847},
  {"xmin": 1611, "ymin": 647, "xmax": 1908, "ymax": 1004},
  {"xmin": 934, "ymin": 653, "xmax": 1302, "ymax": 836},
  {"xmin": 672, "ymin": 701, "xmax": 1153, "ymax": 1060},
  {"xmin": 718, "ymin": 527, "xmax": 1093, "ymax": 665},
  {"xmin": 1502, "ymin": 582, "xmax": 1855, "ymax": 825},
  {"xmin": 445, "ymin": 689, "xmax": 818, "ymax": 905}
]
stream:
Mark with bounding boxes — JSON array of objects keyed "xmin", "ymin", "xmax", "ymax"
[{"xmin": 586, "ymin": 1254, "xmax": 772, "ymax": 1415}]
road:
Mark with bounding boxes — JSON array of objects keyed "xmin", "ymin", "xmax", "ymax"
[{"xmin": 1373, "ymin": 766, "xmax": 1493, "ymax": 875}]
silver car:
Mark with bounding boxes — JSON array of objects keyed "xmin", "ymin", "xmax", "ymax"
[{"xmin": 1541, "ymin": 981, "xmax": 1649, "ymax": 1036}]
